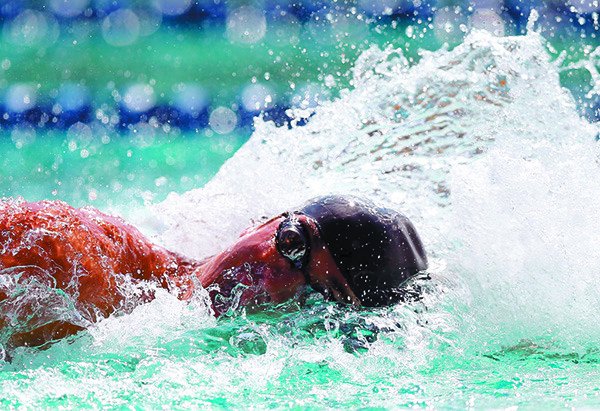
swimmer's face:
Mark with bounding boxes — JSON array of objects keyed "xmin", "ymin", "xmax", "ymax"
[{"xmin": 199, "ymin": 213, "xmax": 359, "ymax": 315}]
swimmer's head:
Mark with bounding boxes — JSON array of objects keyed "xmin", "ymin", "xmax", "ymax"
[
  {"xmin": 296, "ymin": 195, "xmax": 427, "ymax": 307},
  {"xmin": 199, "ymin": 195, "xmax": 427, "ymax": 315}
]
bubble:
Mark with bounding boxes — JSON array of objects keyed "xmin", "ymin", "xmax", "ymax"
[
  {"xmin": 469, "ymin": 9, "xmax": 505, "ymax": 37},
  {"xmin": 101, "ymin": 8, "xmax": 140, "ymax": 47},
  {"xmin": 241, "ymin": 83, "xmax": 276, "ymax": 112},
  {"xmin": 227, "ymin": 6, "xmax": 267, "ymax": 44},
  {"xmin": 122, "ymin": 84, "xmax": 156, "ymax": 113},
  {"xmin": 433, "ymin": 7, "xmax": 468, "ymax": 44},
  {"xmin": 11, "ymin": 124, "xmax": 36, "ymax": 149},
  {"xmin": 209, "ymin": 107, "xmax": 237, "ymax": 134},
  {"xmin": 173, "ymin": 83, "xmax": 209, "ymax": 116},
  {"xmin": 56, "ymin": 83, "xmax": 89, "ymax": 113},
  {"xmin": 130, "ymin": 122, "xmax": 156, "ymax": 148},
  {"xmin": 5, "ymin": 83, "xmax": 37, "ymax": 113},
  {"xmin": 131, "ymin": 4, "xmax": 162, "ymax": 36},
  {"xmin": 67, "ymin": 122, "xmax": 93, "ymax": 146},
  {"xmin": 2, "ymin": 9, "xmax": 58, "ymax": 47},
  {"xmin": 152, "ymin": 0, "xmax": 191, "ymax": 16},
  {"xmin": 49, "ymin": 0, "xmax": 90, "ymax": 18}
]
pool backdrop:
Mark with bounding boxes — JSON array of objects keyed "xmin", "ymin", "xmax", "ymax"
[{"xmin": 2, "ymin": 1, "xmax": 600, "ymax": 409}]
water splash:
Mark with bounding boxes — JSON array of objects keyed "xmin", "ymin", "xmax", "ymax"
[
  {"xmin": 154, "ymin": 27, "xmax": 600, "ymax": 356},
  {"xmin": 4, "ymin": 28, "xmax": 600, "ymax": 408}
]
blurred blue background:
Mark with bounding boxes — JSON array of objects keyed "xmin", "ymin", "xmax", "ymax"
[
  {"xmin": 0, "ymin": 0, "xmax": 598, "ymax": 207},
  {"xmin": 0, "ymin": 0, "xmax": 598, "ymax": 134}
]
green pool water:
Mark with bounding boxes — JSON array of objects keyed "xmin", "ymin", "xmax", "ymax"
[
  {"xmin": 2, "ymin": 295, "xmax": 600, "ymax": 409},
  {"xmin": 0, "ymin": 129, "xmax": 244, "ymax": 210}
]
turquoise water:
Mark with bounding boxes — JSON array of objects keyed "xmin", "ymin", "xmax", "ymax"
[
  {"xmin": 0, "ymin": 130, "xmax": 244, "ymax": 210},
  {"xmin": 3, "ymin": 15, "xmax": 600, "ymax": 411}
]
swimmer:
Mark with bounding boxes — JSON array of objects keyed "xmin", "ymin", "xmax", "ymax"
[{"xmin": 0, "ymin": 195, "xmax": 427, "ymax": 347}]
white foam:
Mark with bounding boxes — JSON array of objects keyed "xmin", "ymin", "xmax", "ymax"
[{"xmin": 147, "ymin": 30, "xmax": 600, "ymax": 354}]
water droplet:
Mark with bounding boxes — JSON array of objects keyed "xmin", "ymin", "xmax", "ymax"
[
  {"xmin": 209, "ymin": 107, "xmax": 238, "ymax": 134},
  {"xmin": 101, "ymin": 8, "xmax": 140, "ymax": 47},
  {"xmin": 226, "ymin": 6, "xmax": 267, "ymax": 44}
]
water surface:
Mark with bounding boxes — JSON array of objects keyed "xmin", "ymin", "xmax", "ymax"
[{"xmin": 3, "ymin": 25, "xmax": 600, "ymax": 409}]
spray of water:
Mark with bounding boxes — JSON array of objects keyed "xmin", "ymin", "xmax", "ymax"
[
  {"xmin": 153, "ymin": 27, "xmax": 600, "ymax": 356},
  {"xmin": 3, "ymin": 25, "xmax": 600, "ymax": 408}
]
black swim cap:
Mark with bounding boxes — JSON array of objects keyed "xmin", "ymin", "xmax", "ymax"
[{"xmin": 298, "ymin": 195, "xmax": 427, "ymax": 307}]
